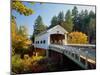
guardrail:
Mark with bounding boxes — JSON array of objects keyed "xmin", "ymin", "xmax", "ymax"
[{"xmin": 49, "ymin": 44, "xmax": 96, "ymax": 69}]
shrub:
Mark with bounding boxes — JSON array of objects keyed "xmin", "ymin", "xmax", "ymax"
[
  {"xmin": 12, "ymin": 54, "xmax": 45, "ymax": 74},
  {"xmin": 68, "ymin": 31, "xmax": 88, "ymax": 44},
  {"xmin": 12, "ymin": 55, "xmax": 23, "ymax": 74}
]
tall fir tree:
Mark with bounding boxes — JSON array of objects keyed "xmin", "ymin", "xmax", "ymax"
[
  {"xmin": 72, "ymin": 6, "xmax": 79, "ymax": 31},
  {"xmin": 49, "ymin": 16, "xmax": 58, "ymax": 28},
  {"xmin": 57, "ymin": 11, "xmax": 64, "ymax": 26},
  {"xmin": 63, "ymin": 10, "xmax": 73, "ymax": 32},
  {"xmin": 33, "ymin": 15, "xmax": 47, "ymax": 35},
  {"xmin": 31, "ymin": 15, "xmax": 47, "ymax": 43}
]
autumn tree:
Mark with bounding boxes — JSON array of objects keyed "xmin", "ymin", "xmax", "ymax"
[
  {"xmin": 11, "ymin": 16, "xmax": 18, "ymax": 54},
  {"xmin": 12, "ymin": 0, "xmax": 34, "ymax": 16},
  {"xmin": 11, "ymin": 16, "xmax": 32, "ymax": 54},
  {"xmin": 68, "ymin": 32, "xmax": 88, "ymax": 44}
]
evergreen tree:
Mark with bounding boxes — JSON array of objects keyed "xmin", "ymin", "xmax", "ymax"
[
  {"xmin": 72, "ymin": 6, "xmax": 79, "ymax": 31},
  {"xmin": 72, "ymin": 6, "xmax": 78, "ymax": 17},
  {"xmin": 89, "ymin": 10, "xmax": 96, "ymax": 18},
  {"xmin": 57, "ymin": 11, "xmax": 64, "ymax": 25},
  {"xmin": 88, "ymin": 18, "xmax": 96, "ymax": 44},
  {"xmin": 33, "ymin": 15, "xmax": 47, "ymax": 35},
  {"xmin": 88, "ymin": 11, "xmax": 96, "ymax": 43},
  {"xmin": 63, "ymin": 10, "xmax": 73, "ymax": 32},
  {"xmin": 49, "ymin": 16, "xmax": 58, "ymax": 28}
]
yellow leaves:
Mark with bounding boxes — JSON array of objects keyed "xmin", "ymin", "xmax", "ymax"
[
  {"xmin": 32, "ymin": 56, "xmax": 44, "ymax": 61},
  {"xmin": 12, "ymin": 0, "xmax": 34, "ymax": 16},
  {"xmin": 12, "ymin": 54, "xmax": 45, "ymax": 73},
  {"xmin": 68, "ymin": 31, "xmax": 88, "ymax": 44}
]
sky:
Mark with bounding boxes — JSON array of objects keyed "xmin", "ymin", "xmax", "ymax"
[{"xmin": 12, "ymin": 2, "xmax": 96, "ymax": 35}]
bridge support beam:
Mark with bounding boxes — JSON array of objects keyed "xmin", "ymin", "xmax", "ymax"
[
  {"xmin": 46, "ymin": 49, "xmax": 49, "ymax": 58},
  {"xmin": 85, "ymin": 51, "xmax": 88, "ymax": 69},
  {"xmin": 60, "ymin": 51, "xmax": 64, "ymax": 66},
  {"xmin": 79, "ymin": 55, "xmax": 81, "ymax": 62}
]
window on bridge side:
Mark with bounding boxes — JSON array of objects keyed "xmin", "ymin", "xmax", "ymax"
[
  {"xmin": 41, "ymin": 40, "xmax": 42, "ymax": 44},
  {"xmin": 38, "ymin": 41, "xmax": 39, "ymax": 44},
  {"xmin": 43, "ymin": 40, "xmax": 46, "ymax": 44}
]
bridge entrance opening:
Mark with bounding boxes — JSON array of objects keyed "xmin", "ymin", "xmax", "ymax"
[{"xmin": 50, "ymin": 34, "xmax": 65, "ymax": 45}]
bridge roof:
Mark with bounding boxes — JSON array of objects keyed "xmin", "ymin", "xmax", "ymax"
[{"xmin": 35, "ymin": 25, "xmax": 68, "ymax": 37}]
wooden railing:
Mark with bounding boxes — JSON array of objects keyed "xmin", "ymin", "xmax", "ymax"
[{"xmin": 49, "ymin": 44, "xmax": 96, "ymax": 69}]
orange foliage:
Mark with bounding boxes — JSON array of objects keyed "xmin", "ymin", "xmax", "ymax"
[{"xmin": 68, "ymin": 31, "xmax": 88, "ymax": 44}]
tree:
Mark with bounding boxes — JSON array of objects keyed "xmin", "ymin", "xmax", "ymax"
[
  {"xmin": 31, "ymin": 15, "xmax": 47, "ymax": 43},
  {"xmin": 72, "ymin": 6, "xmax": 79, "ymax": 31},
  {"xmin": 89, "ymin": 10, "xmax": 96, "ymax": 18},
  {"xmin": 49, "ymin": 16, "xmax": 58, "ymax": 28},
  {"xmin": 12, "ymin": 0, "xmax": 34, "ymax": 16},
  {"xmin": 63, "ymin": 10, "xmax": 73, "ymax": 32},
  {"xmin": 72, "ymin": 6, "xmax": 78, "ymax": 17},
  {"xmin": 11, "ymin": 17, "xmax": 32, "ymax": 54},
  {"xmin": 84, "ymin": 10, "xmax": 96, "ymax": 44},
  {"xmin": 11, "ymin": 16, "xmax": 18, "ymax": 53},
  {"xmin": 33, "ymin": 15, "xmax": 47, "ymax": 35},
  {"xmin": 72, "ymin": 9, "xmax": 89, "ymax": 33},
  {"xmin": 88, "ymin": 18, "xmax": 96, "ymax": 44},
  {"xmin": 68, "ymin": 32, "xmax": 88, "ymax": 44},
  {"xmin": 18, "ymin": 26, "xmax": 28, "ymax": 37},
  {"xmin": 57, "ymin": 11, "xmax": 64, "ymax": 25}
]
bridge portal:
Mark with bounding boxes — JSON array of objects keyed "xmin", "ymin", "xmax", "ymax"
[{"xmin": 50, "ymin": 34, "xmax": 65, "ymax": 45}]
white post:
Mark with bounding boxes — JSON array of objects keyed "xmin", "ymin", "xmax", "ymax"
[
  {"xmin": 85, "ymin": 51, "xmax": 88, "ymax": 69},
  {"xmin": 78, "ymin": 49, "xmax": 81, "ymax": 62},
  {"xmin": 46, "ymin": 49, "xmax": 49, "ymax": 58},
  {"xmin": 46, "ymin": 35, "xmax": 50, "ymax": 58},
  {"xmin": 64, "ymin": 33, "xmax": 67, "ymax": 45}
]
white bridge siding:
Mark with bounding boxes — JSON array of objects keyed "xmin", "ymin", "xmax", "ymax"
[
  {"xmin": 34, "ymin": 32, "xmax": 49, "ymax": 49},
  {"xmin": 34, "ymin": 25, "xmax": 68, "ymax": 50},
  {"xmin": 49, "ymin": 44, "xmax": 96, "ymax": 69}
]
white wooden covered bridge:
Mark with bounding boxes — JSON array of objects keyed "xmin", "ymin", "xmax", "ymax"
[{"xmin": 34, "ymin": 25, "xmax": 96, "ymax": 69}]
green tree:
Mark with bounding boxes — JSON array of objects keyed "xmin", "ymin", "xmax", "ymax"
[
  {"xmin": 33, "ymin": 15, "xmax": 47, "ymax": 35},
  {"xmin": 57, "ymin": 11, "xmax": 64, "ymax": 25},
  {"xmin": 49, "ymin": 16, "xmax": 58, "ymax": 28},
  {"xmin": 72, "ymin": 6, "xmax": 78, "ymax": 17},
  {"xmin": 30, "ymin": 33, "xmax": 35, "ymax": 43},
  {"xmin": 72, "ymin": 6, "xmax": 79, "ymax": 31},
  {"xmin": 73, "ymin": 9, "xmax": 89, "ymax": 33},
  {"xmin": 83, "ymin": 10, "xmax": 96, "ymax": 44},
  {"xmin": 88, "ymin": 18, "xmax": 96, "ymax": 44},
  {"xmin": 89, "ymin": 10, "xmax": 96, "ymax": 18},
  {"xmin": 31, "ymin": 15, "xmax": 47, "ymax": 43},
  {"xmin": 63, "ymin": 10, "xmax": 73, "ymax": 32}
]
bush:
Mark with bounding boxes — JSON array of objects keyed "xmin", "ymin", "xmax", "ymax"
[
  {"xmin": 68, "ymin": 31, "xmax": 88, "ymax": 44},
  {"xmin": 12, "ymin": 54, "xmax": 59, "ymax": 74},
  {"xmin": 12, "ymin": 55, "xmax": 23, "ymax": 74},
  {"xmin": 12, "ymin": 54, "xmax": 45, "ymax": 74}
]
